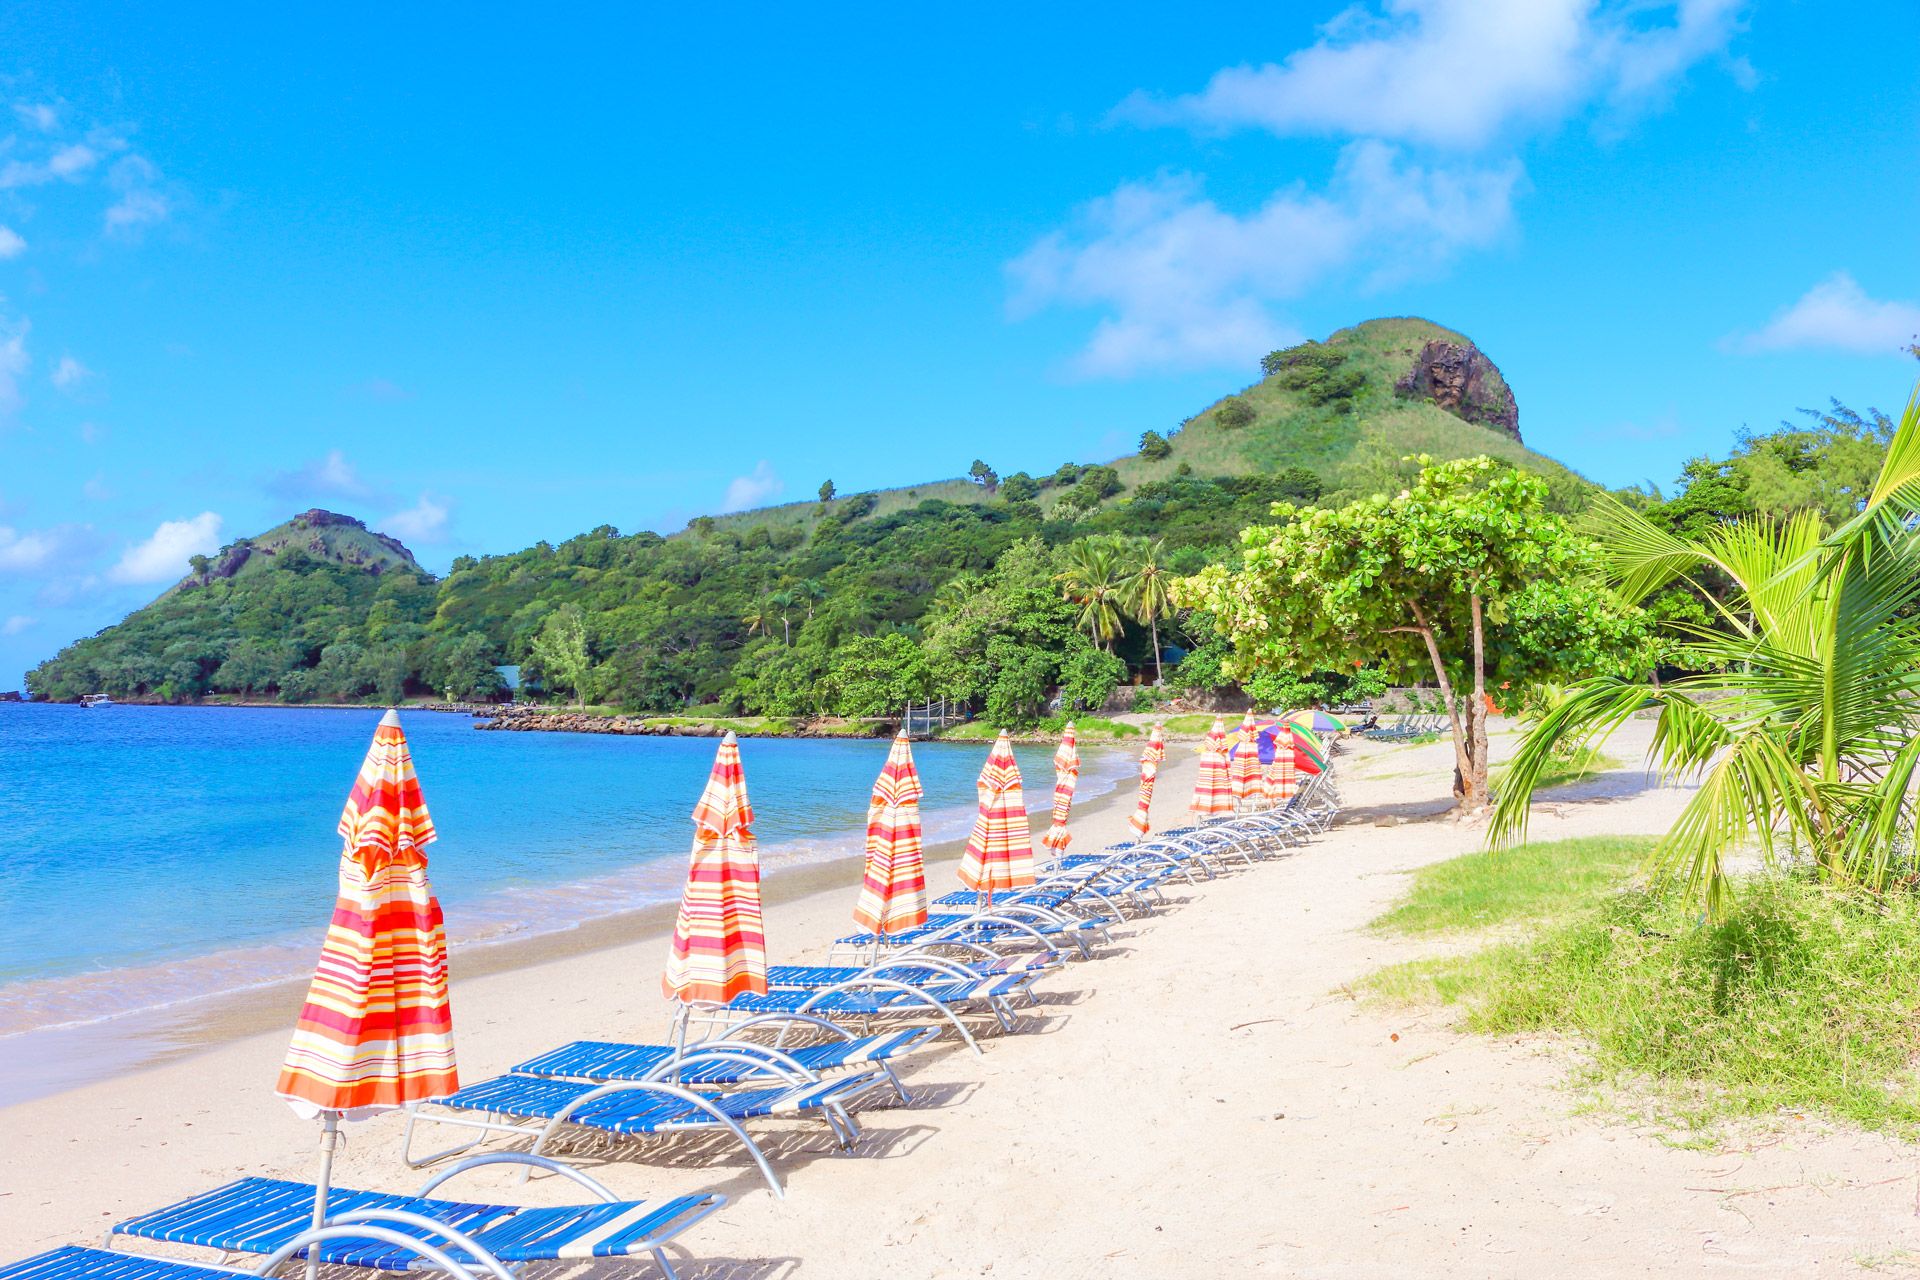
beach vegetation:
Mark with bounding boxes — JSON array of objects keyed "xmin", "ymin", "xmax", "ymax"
[
  {"xmin": 1368, "ymin": 837, "xmax": 1920, "ymax": 1136},
  {"xmin": 1491, "ymin": 387, "xmax": 1920, "ymax": 914}
]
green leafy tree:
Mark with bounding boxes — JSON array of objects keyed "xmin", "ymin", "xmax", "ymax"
[
  {"xmin": 530, "ymin": 604, "xmax": 594, "ymax": 708},
  {"xmin": 824, "ymin": 633, "xmax": 932, "ymax": 716},
  {"xmin": 1058, "ymin": 643, "xmax": 1125, "ymax": 712},
  {"xmin": 1215, "ymin": 397, "xmax": 1256, "ymax": 430},
  {"xmin": 968, "ymin": 459, "xmax": 999, "ymax": 493},
  {"xmin": 1139, "ymin": 430, "xmax": 1172, "ymax": 460},
  {"xmin": 1186, "ymin": 455, "xmax": 1648, "ymax": 810},
  {"xmin": 999, "ymin": 471, "xmax": 1040, "ymax": 503},
  {"xmin": 1493, "ymin": 389, "xmax": 1920, "ymax": 913},
  {"xmin": 818, "ymin": 479, "xmax": 836, "ymax": 504}
]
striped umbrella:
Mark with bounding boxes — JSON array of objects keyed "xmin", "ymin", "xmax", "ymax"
[
  {"xmin": 852, "ymin": 731, "xmax": 929, "ymax": 940},
  {"xmin": 1190, "ymin": 717, "xmax": 1234, "ymax": 817},
  {"xmin": 958, "ymin": 730, "xmax": 1035, "ymax": 904},
  {"xmin": 1038, "ymin": 723, "xmax": 1081, "ymax": 853},
  {"xmin": 1279, "ymin": 722, "xmax": 1330, "ymax": 774},
  {"xmin": 1127, "ymin": 724, "xmax": 1165, "ymax": 835},
  {"xmin": 1284, "ymin": 708, "xmax": 1351, "ymax": 734},
  {"xmin": 1264, "ymin": 743, "xmax": 1298, "ymax": 806},
  {"xmin": 1229, "ymin": 712, "xmax": 1265, "ymax": 810},
  {"xmin": 275, "ymin": 709, "xmax": 457, "ymax": 1276},
  {"xmin": 663, "ymin": 731, "xmax": 767, "ymax": 1006}
]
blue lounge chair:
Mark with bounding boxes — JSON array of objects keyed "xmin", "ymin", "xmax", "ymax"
[{"xmin": 105, "ymin": 1155, "xmax": 722, "ymax": 1280}]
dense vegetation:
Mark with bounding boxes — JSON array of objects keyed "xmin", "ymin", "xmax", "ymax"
[{"xmin": 32, "ymin": 318, "xmax": 1591, "ymax": 718}]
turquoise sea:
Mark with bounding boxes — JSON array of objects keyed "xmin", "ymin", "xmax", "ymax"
[{"xmin": 0, "ymin": 703, "xmax": 1129, "ymax": 1042}]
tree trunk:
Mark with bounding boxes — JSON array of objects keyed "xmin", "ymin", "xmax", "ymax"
[
  {"xmin": 1462, "ymin": 593, "xmax": 1490, "ymax": 811},
  {"xmin": 1150, "ymin": 615, "xmax": 1163, "ymax": 684},
  {"xmin": 1408, "ymin": 600, "xmax": 1475, "ymax": 807}
]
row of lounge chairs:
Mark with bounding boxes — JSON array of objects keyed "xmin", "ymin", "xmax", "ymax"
[{"xmin": 3, "ymin": 768, "xmax": 1340, "ymax": 1280}]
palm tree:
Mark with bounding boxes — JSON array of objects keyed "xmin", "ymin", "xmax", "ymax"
[
  {"xmin": 1492, "ymin": 388, "xmax": 1920, "ymax": 915},
  {"xmin": 742, "ymin": 604, "xmax": 770, "ymax": 639},
  {"xmin": 768, "ymin": 590, "xmax": 798, "ymax": 646},
  {"xmin": 798, "ymin": 579, "xmax": 825, "ymax": 620},
  {"xmin": 1118, "ymin": 537, "xmax": 1175, "ymax": 684},
  {"xmin": 1055, "ymin": 537, "xmax": 1126, "ymax": 651}
]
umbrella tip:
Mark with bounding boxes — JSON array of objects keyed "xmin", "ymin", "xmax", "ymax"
[
  {"xmin": 379, "ymin": 707, "xmax": 402, "ymax": 728},
  {"xmin": 721, "ymin": 729, "xmax": 737, "ymax": 743}
]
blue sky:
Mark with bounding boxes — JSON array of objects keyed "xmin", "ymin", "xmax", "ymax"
[{"xmin": 2, "ymin": 1, "xmax": 1917, "ymax": 687}]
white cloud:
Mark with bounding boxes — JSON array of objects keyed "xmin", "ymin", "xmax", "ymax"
[
  {"xmin": 82, "ymin": 473, "xmax": 114, "ymax": 502},
  {"xmin": 108, "ymin": 513, "xmax": 222, "ymax": 585},
  {"xmin": 51, "ymin": 354, "xmax": 90, "ymax": 390},
  {"xmin": 268, "ymin": 449, "xmax": 373, "ymax": 502},
  {"xmin": 0, "ymin": 226, "xmax": 24, "ymax": 259},
  {"xmin": 48, "ymin": 144, "xmax": 96, "ymax": 179},
  {"xmin": 1119, "ymin": 0, "xmax": 1747, "ymax": 149},
  {"xmin": 1729, "ymin": 273, "xmax": 1920, "ymax": 357},
  {"xmin": 0, "ymin": 317, "xmax": 29, "ymax": 419},
  {"xmin": 1009, "ymin": 142, "xmax": 1521, "ymax": 376},
  {"xmin": 12, "ymin": 103, "xmax": 58, "ymax": 132},
  {"xmin": 721, "ymin": 461, "xmax": 784, "ymax": 513},
  {"xmin": 1, "ymin": 614, "xmax": 34, "ymax": 637},
  {"xmin": 381, "ymin": 494, "xmax": 451, "ymax": 545},
  {"xmin": 0, "ymin": 526, "xmax": 63, "ymax": 573},
  {"xmin": 104, "ymin": 188, "xmax": 169, "ymax": 238}
]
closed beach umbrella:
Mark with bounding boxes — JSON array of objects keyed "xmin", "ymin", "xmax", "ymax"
[
  {"xmin": 852, "ymin": 731, "xmax": 929, "ymax": 940},
  {"xmin": 1284, "ymin": 708, "xmax": 1351, "ymax": 735},
  {"xmin": 1127, "ymin": 724, "xmax": 1165, "ymax": 835},
  {"xmin": 1264, "ymin": 739, "xmax": 1298, "ymax": 806},
  {"xmin": 1038, "ymin": 723, "xmax": 1081, "ymax": 853},
  {"xmin": 663, "ymin": 731, "xmax": 767, "ymax": 1006},
  {"xmin": 275, "ymin": 709, "xmax": 457, "ymax": 1277},
  {"xmin": 958, "ymin": 730, "xmax": 1035, "ymax": 904},
  {"xmin": 1190, "ymin": 717, "xmax": 1234, "ymax": 818},
  {"xmin": 1229, "ymin": 712, "xmax": 1265, "ymax": 810}
]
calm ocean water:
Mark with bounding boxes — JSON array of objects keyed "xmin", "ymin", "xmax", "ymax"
[{"xmin": 0, "ymin": 703, "xmax": 1130, "ymax": 1039}]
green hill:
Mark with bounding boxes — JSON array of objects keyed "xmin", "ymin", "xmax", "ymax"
[{"xmin": 28, "ymin": 317, "xmax": 1597, "ymax": 709}]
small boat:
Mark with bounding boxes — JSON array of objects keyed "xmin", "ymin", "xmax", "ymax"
[{"xmin": 80, "ymin": 693, "xmax": 115, "ymax": 708}]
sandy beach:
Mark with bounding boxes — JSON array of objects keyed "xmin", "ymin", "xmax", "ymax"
[{"xmin": 6, "ymin": 727, "xmax": 1919, "ymax": 1277}]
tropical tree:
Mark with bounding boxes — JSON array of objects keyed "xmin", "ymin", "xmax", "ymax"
[
  {"xmin": 1185, "ymin": 455, "xmax": 1649, "ymax": 810},
  {"xmin": 1492, "ymin": 389, "xmax": 1920, "ymax": 914},
  {"xmin": 530, "ymin": 604, "xmax": 594, "ymax": 708},
  {"xmin": 742, "ymin": 603, "xmax": 770, "ymax": 638},
  {"xmin": 1056, "ymin": 537, "xmax": 1126, "ymax": 651},
  {"xmin": 768, "ymin": 590, "xmax": 798, "ymax": 645},
  {"xmin": 1117, "ymin": 536, "xmax": 1176, "ymax": 683}
]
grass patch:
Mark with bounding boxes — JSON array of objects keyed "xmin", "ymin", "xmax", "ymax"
[
  {"xmin": 1368, "ymin": 846, "xmax": 1920, "ymax": 1135},
  {"xmin": 933, "ymin": 716, "xmax": 1140, "ymax": 742},
  {"xmin": 1159, "ymin": 713, "xmax": 1219, "ymax": 734},
  {"xmin": 1371, "ymin": 835, "xmax": 1653, "ymax": 935}
]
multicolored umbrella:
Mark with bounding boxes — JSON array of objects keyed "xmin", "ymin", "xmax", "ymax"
[
  {"xmin": 663, "ymin": 731, "xmax": 767, "ymax": 1005},
  {"xmin": 1284, "ymin": 709, "xmax": 1351, "ymax": 734},
  {"xmin": 1228, "ymin": 712, "xmax": 1265, "ymax": 810},
  {"xmin": 1127, "ymin": 724, "xmax": 1165, "ymax": 835},
  {"xmin": 275, "ymin": 710, "xmax": 458, "ymax": 1276},
  {"xmin": 958, "ymin": 730, "xmax": 1035, "ymax": 902},
  {"xmin": 1190, "ymin": 717, "xmax": 1234, "ymax": 817},
  {"xmin": 852, "ymin": 731, "xmax": 929, "ymax": 939},
  {"xmin": 1038, "ymin": 723, "xmax": 1080, "ymax": 853}
]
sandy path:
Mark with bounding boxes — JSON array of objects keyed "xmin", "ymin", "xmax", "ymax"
[{"xmin": 4, "ymin": 726, "xmax": 1919, "ymax": 1276}]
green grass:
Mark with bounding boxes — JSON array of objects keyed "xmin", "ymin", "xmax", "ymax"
[
  {"xmin": 1158, "ymin": 713, "xmax": 1223, "ymax": 734},
  {"xmin": 933, "ymin": 716, "xmax": 1141, "ymax": 742},
  {"xmin": 1367, "ymin": 840, "xmax": 1920, "ymax": 1136}
]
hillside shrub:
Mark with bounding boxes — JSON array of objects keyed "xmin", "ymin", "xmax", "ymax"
[{"xmin": 1216, "ymin": 397, "xmax": 1256, "ymax": 430}]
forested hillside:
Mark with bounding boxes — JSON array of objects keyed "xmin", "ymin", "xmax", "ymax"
[{"xmin": 28, "ymin": 318, "xmax": 1597, "ymax": 715}]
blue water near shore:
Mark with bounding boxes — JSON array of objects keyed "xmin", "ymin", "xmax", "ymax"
[{"xmin": 0, "ymin": 703, "xmax": 1129, "ymax": 1036}]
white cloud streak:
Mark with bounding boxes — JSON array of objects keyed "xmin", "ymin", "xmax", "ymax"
[
  {"xmin": 1009, "ymin": 143, "xmax": 1521, "ymax": 376},
  {"xmin": 0, "ymin": 226, "xmax": 24, "ymax": 259},
  {"xmin": 1730, "ymin": 273, "xmax": 1920, "ymax": 356},
  {"xmin": 108, "ymin": 513, "xmax": 223, "ymax": 585},
  {"xmin": 268, "ymin": 449, "xmax": 373, "ymax": 502},
  {"xmin": 51, "ymin": 354, "xmax": 91, "ymax": 390},
  {"xmin": 2, "ymin": 614, "xmax": 34, "ymax": 636},
  {"xmin": 0, "ymin": 318, "xmax": 28, "ymax": 419},
  {"xmin": 721, "ymin": 461, "xmax": 784, "ymax": 513},
  {"xmin": 382, "ymin": 494, "xmax": 451, "ymax": 545}
]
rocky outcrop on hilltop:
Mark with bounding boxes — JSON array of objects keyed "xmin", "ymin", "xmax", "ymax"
[{"xmin": 1395, "ymin": 340, "xmax": 1521, "ymax": 442}]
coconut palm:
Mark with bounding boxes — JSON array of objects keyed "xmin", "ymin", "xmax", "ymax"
[
  {"xmin": 768, "ymin": 590, "xmax": 798, "ymax": 646},
  {"xmin": 1056, "ymin": 537, "xmax": 1126, "ymax": 651},
  {"xmin": 1491, "ymin": 388, "xmax": 1920, "ymax": 915},
  {"xmin": 742, "ymin": 604, "xmax": 770, "ymax": 638},
  {"xmin": 1118, "ymin": 537, "xmax": 1175, "ymax": 684}
]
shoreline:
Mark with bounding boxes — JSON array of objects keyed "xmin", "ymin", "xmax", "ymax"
[{"xmin": 0, "ymin": 748, "xmax": 1143, "ymax": 1108}]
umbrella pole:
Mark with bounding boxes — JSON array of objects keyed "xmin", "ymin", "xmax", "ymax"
[{"xmin": 307, "ymin": 1109, "xmax": 340, "ymax": 1280}]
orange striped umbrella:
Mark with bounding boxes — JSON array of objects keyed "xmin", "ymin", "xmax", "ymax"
[
  {"xmin": 277, "ymin": 709, "xmax": 457, "ymax": 1120},
  {"xmin": 663, "ymin": 731, "xmax": 767, "ymax": 1005},
  {"xmin": 1127, "ymin": 724, "xmax": 1165, "ymax": 835},
  {"xmin": 852, "ymin": 732, "xmax": 929, "ymax": 938},
  {"xmin": 1229, "ymin": 712, "xmax": 1265, "ymax": 810},
  {"xmin": 1190, "ymin": 717, "xmax": 1234, "ymax": 817},
  {"xmin": 958, "ymin": 730, "xmax": 1034, "ymax": 902},
  {"xmin": 1264, "ymin": 747, "xmax": 1298, "ymax": 806},
  {"xmin": 1038, "ymin": 723, "xmax": 1081, "ymax": 853}
]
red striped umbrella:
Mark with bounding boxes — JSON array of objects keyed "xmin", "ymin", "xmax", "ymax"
[
  {"xmin": 852, "ymin": 731, "xmax": 929, "ymax": 939},
  {"xmin": 277, "ymin": 709, "xmax": 457, "ymax": 1119},
  {"xmin": 1038, "ymin": 723, "xmax": 1081, "ymax": 853},
  {"xmin": 1190, "ymin": 717, "xmax": 1234, "ymax": 817},
  {"xmin": 1229, "ymin": 712, "xmax": 1265, "ymax": 810},
  {"xmin": 1264, "ymin": 747, "xmax": 1298, "ymax": 805},
  {"xmin": 1127, "ymin": 724, "xmax": 1165, "ymax": 835},
  {"xmin": 958, "ymin": 730, "xmax": 1034, "ymax": 902},
  {"xmin": 275, "ymin": 709, "xmax": 457, "ymax": 1276},
  {"xmin": 663, "ymin": 731, "xmax": 767, "ymax": 1005}
]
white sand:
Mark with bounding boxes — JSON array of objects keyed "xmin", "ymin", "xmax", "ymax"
[{"xmin": 5, "ymin": 725, "xmax": 1918, "ymax": 1277}]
